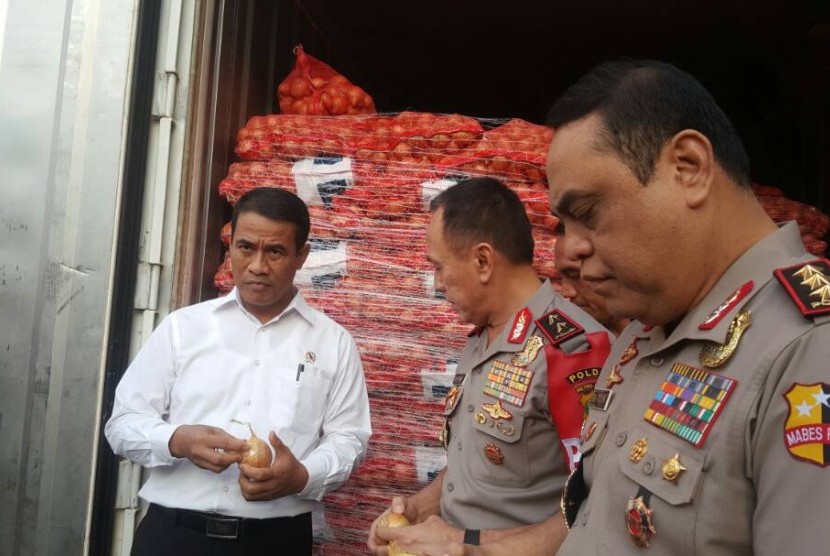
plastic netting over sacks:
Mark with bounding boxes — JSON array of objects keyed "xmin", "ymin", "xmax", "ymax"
[{"xmin": 213, "ymin": 112, "xmax": 829, "ymax": 554}]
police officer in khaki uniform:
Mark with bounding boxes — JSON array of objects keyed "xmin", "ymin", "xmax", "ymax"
[
  {"xmin": 544, "ymin": 60, "xmax": 830, "ymax": 556},
  {"xmin": 368, "ymin": 177, "xmax": 611, "ymax": 554}
]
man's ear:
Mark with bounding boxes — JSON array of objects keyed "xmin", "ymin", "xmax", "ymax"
[
  {"xmin": 665, "ymin": 129, "xmax": 714, "ymax": 209},
  {"xmin": 474, "ymin": 242, "xmax": 495, "ymax": 283}
]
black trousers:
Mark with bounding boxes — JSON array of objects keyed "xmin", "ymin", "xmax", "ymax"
[{"xmin": 131, "ymin": 503, "xmax": 312, "ymax": 556}]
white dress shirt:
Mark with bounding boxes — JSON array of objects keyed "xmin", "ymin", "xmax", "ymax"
[{"xmin": 105, "ymin": 288, "xmax": 371, "ymax": 519}]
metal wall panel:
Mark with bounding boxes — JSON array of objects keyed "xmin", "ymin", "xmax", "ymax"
[{"xmin": 0, "ymin": 0, "xmax": 139, "ymax": 553}]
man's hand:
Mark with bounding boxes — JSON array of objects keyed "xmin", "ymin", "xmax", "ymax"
[
  {"xmin": 238, "ymin": 431, "xmax": 309, "ymax": 501},
  {"xmin": 168, "ymin": 424, "xmax": 247, "ymax": 473},
  {"xmin": 367, "ymin": 496, "xmax": 423, "ymax": 554},
  {"xmin": 376, "ymin": 515, "xmax": 464, "ymax": 554}
]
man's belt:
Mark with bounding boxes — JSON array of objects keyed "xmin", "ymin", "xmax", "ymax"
[{"xmin": 152, "ymin": 503, "xmax": 306, "ymax": 540}]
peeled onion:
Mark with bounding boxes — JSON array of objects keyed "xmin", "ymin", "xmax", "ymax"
[
  {"xmin": 238, "ymin": 423, "xmax": 273, "ymax": 468},
  {"xmin": 378, "ymin": 513, "xmax": 417, "ymax": 556}
]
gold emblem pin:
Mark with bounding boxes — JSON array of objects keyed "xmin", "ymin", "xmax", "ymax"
[
  {"xmin": 629, "ymin": 438, "xmax": 648, "ymax": 463},
  {"xmin": 605, "ymin": 364, "xmax": 624, "ymax": 388},
  {"xmin": 582, "ymin": 421, "xmax": 597, "ymax": 442},
  {"xmin": 618, "ymin": 337, "xmax": 640, "ymax": 365},
  {"xmin": 474, "ymin": 412, "xmax": 487, "ymax": 425},
  {"xmin": 511, "ymin": 335, "xmax": 544, "ymax": 367},
  {"xmin": 661, "ymin": 453, "xmax": 687, "ymax": 482},
  {"xmin": 626, "ymin": 495, "xmax": 657, "ymax": 547},
  {"xmin": 482, "ymin": 399, "xmax": 513, "ymax": 420},
  {"xmin": 699, "ymin": 310, "xmax": 751, "ymax": 368},
  {"xmin": 496, "ymin": 422, "xmax": 516, "ymax": 437}
]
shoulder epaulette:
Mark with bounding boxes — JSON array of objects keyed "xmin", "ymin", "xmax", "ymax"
[
  {"xmin": 535, "ymin": 309, "xmax": 584, "ymax": 345},
  {"xmin": 774, "ymin": 258, "xmax": 830, "ymax": 318}
]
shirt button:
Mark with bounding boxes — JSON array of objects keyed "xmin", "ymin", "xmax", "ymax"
[
  {"xmin": 650, "ymin": 357, "xmax": 664, "ymax": 367},
  {"xmin": 581, "ymin": 509, "xmax": 590, "ymax": 526},
  {"xmin": 254, "ymin": 360, "xmax": 260, "ymax": 366},
  {"xmin": 245, "ymin": 399, "xmax": 252, "ymax": 406},
  {"xmin": 223, "ymin": 486, "xmax": 229, "ymax": 492},
  {"xmin": 467, "ymin": 404, "xmax": 474, "ymax": 412},
  {"xmin": 615, "ymin": 432, "xmax": 627, "ymax": 446},
  {"xmin": 458, "ymin": 441, "xmax": 462, "ymax": 450},
  {"xmin": 447, "ymin": 483, "xmax": 455, "ymax": 492},
  {"xmin": 643, "ymin": 458, "xmax": 655, "ymax": 475}
]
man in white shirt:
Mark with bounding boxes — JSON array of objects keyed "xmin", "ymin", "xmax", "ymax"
[{"xmin": 105, "ymin": 187, "xmax": 371, "ymax": 555}]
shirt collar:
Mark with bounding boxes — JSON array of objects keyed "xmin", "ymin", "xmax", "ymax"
[
  {"xmin": 486, "ymin": 279, "xmax": 557, "ymax": 354},
  {"xmin": 215, "ymin": 287, "xmax": 316, "ymax": 326},
  {"xmin": 642, "ymin": 221, "xmax": 806, "ymax": 351}
]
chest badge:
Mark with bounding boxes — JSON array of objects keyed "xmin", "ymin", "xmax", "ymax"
[
  {"xmin": 644, "ymin": 362, "xmax": 738, "ymax": 447},
  {"xmin": 444, "ymin": 385, "xmax": 462, "ymax": 415},
  {"xmin": 484, "ymin": 443, "xmax": 505, "ymax": 465},
  {"xmin": 482, "ymin": 399, "xmax": 513, "ymax": 420},
  {"xmin": 629, "ymin": 438, "xmax": 649, "ymax": 463},
  {"xmin": 511, "ymin": 335, "xmax": 544, "ymax": 367},
  {"xmin": 626, "ymin": 494, "xmax": 657, "ymax": 547},
  {"xmin": 699, "ymin": 310, "xmax": 751, "ymax": 368},
  {"xmin": 661, "ymin": 453, "xmax": 687, "ymax": 482}
]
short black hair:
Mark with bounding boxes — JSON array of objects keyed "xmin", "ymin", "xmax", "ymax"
[
  {"xmin": 231, "ymin": 187, "xmax": 310, "ymax": 250},
  {"xmin": 546, "ymin": 59, "xmax": 750, "ymax": 187},
  {"xmin": 429, "ymin": 177, "xmax": 534, "ymax": 265}
]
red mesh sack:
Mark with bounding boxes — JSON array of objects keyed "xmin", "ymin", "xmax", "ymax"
[{"xmin": 277, "ymin": 45, "xmax": 375, "ymax": 116}]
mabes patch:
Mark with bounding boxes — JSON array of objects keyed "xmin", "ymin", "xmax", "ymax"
[
  {"xmin": 783, "ymin": 382, "xmax": 830, "ymax": 467},
  {"xmin": 774, "ymin": 259, "xmax": 830, "ymax": 317}
]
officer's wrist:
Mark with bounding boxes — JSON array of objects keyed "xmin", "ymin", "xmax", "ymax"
[{"xmin": 463, "ymin": 529, "xmax": 481, "ymax": 546}]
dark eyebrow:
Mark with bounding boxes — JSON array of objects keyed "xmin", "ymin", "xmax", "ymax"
[{"xmin": 552, "ymin": 190, "xmax": 581, "ymax": 218}]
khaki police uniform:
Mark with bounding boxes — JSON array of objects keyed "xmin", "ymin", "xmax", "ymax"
[
  {"xmin": 441, "ymin": 280, "xmax": 612, "ymax": 530},
  {"xmin": 559, "ymin": 222, "xmax": 830, "ymax": 555}
]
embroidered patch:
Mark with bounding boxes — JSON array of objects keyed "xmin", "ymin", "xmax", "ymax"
[
  {"xmin": 783, "ymin": 382, "xmax": 830, "ymax": 467},
  {"xmin": 774, "ymin": 259, "xmax": 830, "ymax": 317},
  {"xmin": 567, "ymin": 367, "xmax": 601, "ymax": 419},
  {"xmin": 698, "ymin": 280, "xmax": 754, "ymax": 330},
  {"xmin": 508, "ymin": 307, "xmax": 532, "ymax": 344},
  {"xmin": 536, "ymin": 309, "xmax": 583, "ymax": 345},
  {"xmin": 644, "ymin": 362, "xmax": 737, "ymax": 447},
  {"xmin": 483, "ymin": 360, "xmax": 533, "ymax": 407}
]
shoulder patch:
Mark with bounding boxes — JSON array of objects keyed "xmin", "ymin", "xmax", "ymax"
[
  {"xmin": 536, "ymin": 309, "xmax": 584, "ymax": 345},
  {"xmin": 774, "ymin": 259, "xmax": 830, "ymax": 318},
  {"xmin": 783, "ymin": 382, "xmax": 830, "ymax": 467}
]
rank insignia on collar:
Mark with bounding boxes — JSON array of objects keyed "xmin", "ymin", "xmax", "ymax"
[
  {"xmin": 644, "ymin": 362, "xmax": 737, "ymax": 447},
  {"xmin": 484, "ymin": 443, "xmax": 505, "ymax": 464},
  {"xmin": 536, "ymin": 309, "xmax": 583, "ymax": 345},
  {"xmin": 618, "ymin": 337, "xmax": 640, "ymax": 366},
  {"xmin": 482, "ymin": 399, "xmax": 513, "ymax": 420},
  {"xmin": 699, "ymin": 280, "xmax": 754, "ymax": 330},
  {"xmin": 699, "ymin": 310, "xmax": 751, "ymax": 368},
  {"xmin": 443, "ymin": 386, "xmax": 462, "ymax": 415},
  {"xmin": 775, "ymin": 259, "xmax": 830, "ymax": 317},
  {"xmin": 484, "ymin": 360, "xmax": 534, "ymax": 407},
  {"xmin": 605, "ymin": 364, "xmax": 624, "ymax": 388},
  {"xmin": 626, "ymin": 494, "xmax": 657, "ymax": 547},
  {"xmin": 507, "ymin": 307, "xmax": 532, "ymax": 344},
  {"xmin": 511, "ymin": 335, "xmax": 544, "ymax": 367},
  {"xmin": 783, "ymin": 382, "xmax": 830, "ymax": 467}
]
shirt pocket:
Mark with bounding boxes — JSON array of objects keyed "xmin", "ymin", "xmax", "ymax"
[
  {"xmin": 259, "ymin": 364, "xmax": 333, "ymax": 438},
  {"xmin": 617, "ymin": 425, "xmax": 705, "ymax": 550},
  {"xmin": 470, "ymin": 410, "xmax": 529, "ymax": 487}
]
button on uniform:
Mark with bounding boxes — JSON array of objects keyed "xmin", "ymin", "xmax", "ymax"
[{"xmin": 615, "ymin": 432, "xmax": 628, "ymax": 446}]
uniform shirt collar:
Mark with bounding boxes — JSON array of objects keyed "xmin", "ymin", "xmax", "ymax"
[
  {"xmin": 215, "ymin": 286, "xmax": 316, "ymax": 326},
  {"xmin": 642, "ymin": 221, "xmax": 806, "ymax": 350},
  {"xmin": 485, "ymin": 279, "xmax": 556, "ymax": 354}
]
